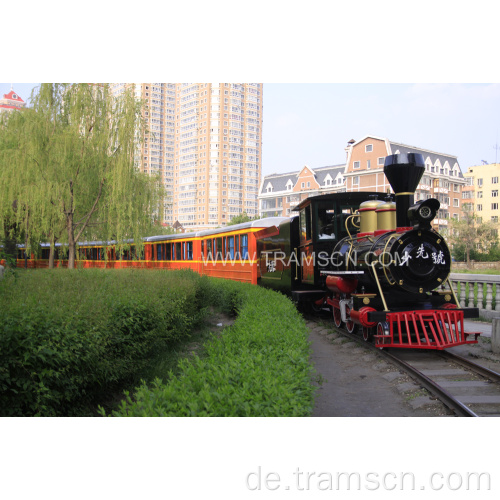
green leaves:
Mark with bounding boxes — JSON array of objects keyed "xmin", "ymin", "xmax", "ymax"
[
  {"xmin": 0, "ymin": 268, "xmax": 200, "ymax": 416},
  {"xmin": 112, "ymin": 278, "xmax": 317, "ymax": 417}
]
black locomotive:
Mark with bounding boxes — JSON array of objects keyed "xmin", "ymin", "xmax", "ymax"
[{"xmin": 256, "ymin": 153, "xmax": 480, "ymax": 349}]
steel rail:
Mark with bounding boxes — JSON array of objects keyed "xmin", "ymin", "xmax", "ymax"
[
  {"xmin": 316, "ymin": 317, "xmax": 479, "ymax": 417},
  {"xmin": 380, "ymin": 350, "xmax": 478, "ymax": 417},
  {"xmin": 438, "ymin": 350, "xmax": 500, "ymax": 383}
]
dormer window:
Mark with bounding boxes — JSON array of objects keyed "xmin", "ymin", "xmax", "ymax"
[
  {"xmin": 286, "ymin": 179, "xmax": 293, "ymax": 191},
  {"xmin": 266, "ymin": 181, "xmax": 273, "ymax": 193},
  {"xmin": 12, "ymin": 94, "xmax": 17, "ymax": 99},
  {"xmin": 365, "ymin": 144, "xmax": 373, "ymax": 152}
]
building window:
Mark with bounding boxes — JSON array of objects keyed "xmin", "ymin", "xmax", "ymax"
[
  {"xmin": 353, "ymin": 176, "xmax": 360, "ymax": 186},
  {"xmin": 477, "ymin": 204, "xmax": 482, "ymax": 211},
  {"xmin": 301, "ymin": 182, "xmax": 305, "ymax": 188},
  {"xmin": 492, "ymin": 216, "xmax": 498, "ymax": 223},
  {"xmin": 493, "ymin": 177, "xmax": 499, "ymax": 184},
  {"xmin": 365, "ymin": 144, "xmax": 373, "ymax": 152},
  {"xmin": 307, "ymin": 182, "xmax": 310, "ymax": 188},
  {"xmin": 492, "ymin": 203, "xmax": 499, "ymax": 210},
  {"xmin": 478, "ymin": 191, "xmax": 483, "ymax": 198},
  {"xmin": 493, "ymin": 190, "xmax": 498, "ymax": 198},
  {"xmin": 367, "ymin": 160, "xmax": 371, "ymax": 169},
  {"xmin": 353, "ymin": 161, "xmax": 360, "ymax": 169},
  {"xmin": 453, "ymin": 199, "xmax": 459, "ymax": 207},
  {"xmin": 478, "ymin": 178, "xmax": 483, "ymax": 187},
  {"xmin": 378, "ymin": 157, "xmax": 384, "ymax": 166}
]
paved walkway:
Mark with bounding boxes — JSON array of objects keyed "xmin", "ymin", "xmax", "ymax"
[
  {"xmin": 307, "ymin": 321, "xmax": 447, "ymax": 417},
  {"xmin": 464, "ymin": 320, "xmax": 492, "ymax": 337}
]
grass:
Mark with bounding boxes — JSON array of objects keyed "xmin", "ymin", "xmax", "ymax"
[{"xmin": 451, "ymin": 269, "xmax": 500, "ymax": 275}]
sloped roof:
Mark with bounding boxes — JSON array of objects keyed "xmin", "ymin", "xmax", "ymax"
[
  {"xmin": 2, "ymin": 89, "xmax": 24, "ymax": 103},
  {"xmin": 261, "ymin": 164, "xmax": 345, "ymax": 194},
  {"xmin": 389, "ymin": 141, "xmax": 463, "ymax": 178}
]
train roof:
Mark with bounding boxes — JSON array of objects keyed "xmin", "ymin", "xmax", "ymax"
[
  {"xmin": 293, "ymin": 191, "xmax": 386, "ymax": 211},
  {"xmin": 145, "ymin": 217, "xmax": 291, "ymax": 242}
]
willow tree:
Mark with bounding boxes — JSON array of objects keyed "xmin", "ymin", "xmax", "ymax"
[
  {"xmin": 0, "ymin": 108, "xmax": 61, "ymax": 267},
  {"xmin": 23, "ymin": 83, "xmax": 162, "ymax": 268}
]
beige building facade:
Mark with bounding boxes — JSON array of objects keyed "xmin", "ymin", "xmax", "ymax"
[
  {"xmin": 462, "ymin": 163, "xmax": 500, "ymax": 224},
  {"xmin": 111, "ymin": 83, "xmax": 262, "ymax": 230}
]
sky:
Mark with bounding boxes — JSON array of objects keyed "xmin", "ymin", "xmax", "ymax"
[{"xmin": 3, "ymin": 82, "xmax": 499, "ymax": 177}]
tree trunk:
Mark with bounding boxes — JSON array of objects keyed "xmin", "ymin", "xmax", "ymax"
[
  {"xmin": 67, "ymin": 213, "xmax": 76, "ymax": 269},
  {"xmin": 49, "ymin": 233, "xmax": 56, "ymax": 269}
]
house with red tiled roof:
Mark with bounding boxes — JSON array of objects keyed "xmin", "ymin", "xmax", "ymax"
[{"xmin": 0, "ymin": 87, "xmax": 27, "ymax": 114}]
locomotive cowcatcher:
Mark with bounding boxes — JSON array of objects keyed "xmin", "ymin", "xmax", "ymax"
[{"xmin": 256, "ymin": 153, "xmax": 480, "ymax": 349}]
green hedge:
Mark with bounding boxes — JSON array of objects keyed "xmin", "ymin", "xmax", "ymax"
[
  {"xmin": 0, "ymin": 269, "xmax": 201, "ymax": 416},
  {"xmin": 108, "ymin": 277, "xmax": 316, "ymax": 417},
  {"xmin": 1, "ymin": 270, "xmax": 316, "ymax": 417}
]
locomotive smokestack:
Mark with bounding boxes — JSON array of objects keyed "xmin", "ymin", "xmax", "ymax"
[{"xmin": 384, "ymin": 153, "xmax": 425, "ymax": 228}]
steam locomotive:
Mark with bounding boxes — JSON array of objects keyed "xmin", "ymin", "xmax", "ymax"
[{"xmin": 256, "ymin": 153, "xmax": 480, "ymax": 349}]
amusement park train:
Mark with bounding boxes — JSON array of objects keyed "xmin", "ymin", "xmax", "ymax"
[{"xmin": 5, "ymin": 153, "xmax": 480, "ymax": 349}]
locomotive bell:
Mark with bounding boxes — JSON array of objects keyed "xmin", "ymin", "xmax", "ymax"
[
  {"xmin": 358, "ymin": 195, "xmax": 383, "ymax": 235},
  {"xmin": 384, "ymin": 153, "xmax": 425, "ymax": 228}
]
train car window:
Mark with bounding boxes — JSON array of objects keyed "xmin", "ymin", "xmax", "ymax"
[
  {"xmin": 187, "ymin": 241, "xmax": 193, "ymax": 260},
  {"xmin": 338, "ymin": 207, "xmax": 356, "ymax": 238},
  {"xmin": 300, "ymin": 206, "xmax": 312, "ymax": 242},
  {"xmin": 164, "ymin": 243, "xmax": 169, "ymax": 261},
  {"xmin": 201, "ymin": 240, "xmax": 205, "ymax": 258},
  {"xmin": 183, "ymin": 242, "xmax": 186, "ymax": 261},
  {"xmin": 216, "ymin": 237, "xmax": 223, "ymax": 261},
  {"xmin": 207, "ymin": 239, "xmax": 213, "ymax": 259},
  {"xmin": 156, "ymin": 244, "xmax": 162, "ymax": 261},
  {"xmin": 228, "ymin": 236, "xmax": 234, "ymax": 259},
  {"xmin": 42, "ymin": 249, "xmax": 49, "ymax": 259},
  {"xmin": 175, "ymin": 242, "xmax": 181, "ymax": 261},
  {"xmin": 317, "ymin": 206, "xmax": 336, "ymax": 240},
  {"xmin": 241, "ymin": 234, "xmax": 248, "ymax": 260}
]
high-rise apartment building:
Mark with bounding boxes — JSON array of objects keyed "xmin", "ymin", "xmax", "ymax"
[{"xmin": 110, "ymin": 83, "xmax": 262, "ymax": 230}]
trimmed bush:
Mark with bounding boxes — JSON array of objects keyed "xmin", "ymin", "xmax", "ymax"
[
  {"xmin": 1, "ymin": 270, "xmax": 316, "ymax": 417},
  {"xmin": 109, "ymin": 277, "xmax": 316, "ymax": 417},
  {"xmin": 0, "ymin": 269, "xmax": 201, "ymax": 416}
]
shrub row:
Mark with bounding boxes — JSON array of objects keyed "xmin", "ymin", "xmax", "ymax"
[
  {"xmin": 0, "ymin": 269, "xmax": 201, "ymax": 416},
  {"xmin": 108, "ymin": 277, "xmax": 316, "ymax": 417}
]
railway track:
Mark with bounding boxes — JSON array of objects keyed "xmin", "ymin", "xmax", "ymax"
[{"xmin": 306, "ymin": 310, "xmax": 500, "ymax": 417}]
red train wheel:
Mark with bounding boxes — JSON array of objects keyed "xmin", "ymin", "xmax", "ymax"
[
  {"xmin": 345, "ymin": 305, "xmax": 358, "ymax": 334},
  {"xmin": 333, "ymin": 306, "xmax": 343, "ymax": 328}
]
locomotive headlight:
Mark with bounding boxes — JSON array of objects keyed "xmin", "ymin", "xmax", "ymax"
[
  {"xmin": 408, "ymin": 198, "xmax": 440, "ymax": 228},
  {"xmin": 418, "ymin": 205, "xmax": 433, "ymax": 220}
]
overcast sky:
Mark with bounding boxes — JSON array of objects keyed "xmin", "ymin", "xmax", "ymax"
[{"xmin": 3, "ymin": 82, "xmax": 499, "ymax": 176}]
